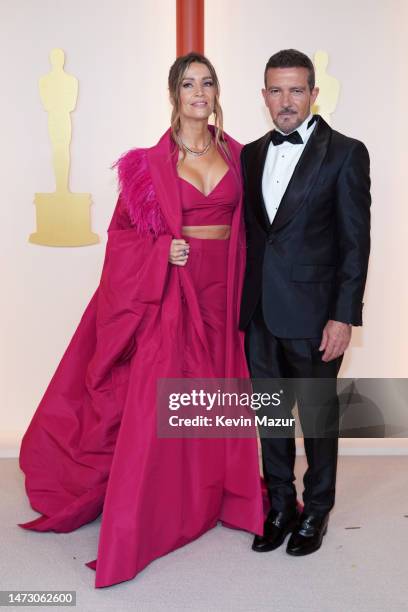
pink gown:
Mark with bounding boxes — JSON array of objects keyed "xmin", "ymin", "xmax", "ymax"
[
  {"xmin": 18, "ymin": 131, "xmax": 265, "ymax": 588},
  {"xmin": 178, "ymin": 163, "xmax": 237, "ymax": 377}
]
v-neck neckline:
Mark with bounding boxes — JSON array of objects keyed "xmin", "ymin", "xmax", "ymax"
[{"xmin": 177, "ymin": 167, "xmax": 230, "ymax": 198}]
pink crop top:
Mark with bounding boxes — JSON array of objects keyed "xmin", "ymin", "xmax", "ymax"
[{"xmin": 177, "ymin": 166, "xmax": 240, "ymax": 226}]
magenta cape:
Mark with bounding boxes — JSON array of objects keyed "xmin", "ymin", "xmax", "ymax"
[{"xmin": 18, "ymin": 127, "xmax": 264, "ymax": 587}]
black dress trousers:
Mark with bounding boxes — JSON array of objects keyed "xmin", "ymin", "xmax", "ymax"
[{"xmin": 245, "ymin": 299, "xmax": 343, "ymax": 517}]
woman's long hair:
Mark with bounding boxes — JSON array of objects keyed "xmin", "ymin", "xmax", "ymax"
[{"xmin": 168, "ymin": 52, "xmax": 229, "ymax": 160}]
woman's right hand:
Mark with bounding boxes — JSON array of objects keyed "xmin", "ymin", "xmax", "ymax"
[{"xmin": 169, "ymin": 239, "xmax": 190, "ymax": 266}]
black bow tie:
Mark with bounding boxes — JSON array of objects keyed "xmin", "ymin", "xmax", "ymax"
[
  {"xmin": 270, "ymin": 115, "xmax": 317, "ymax": 146},
  {"xmin": 270, "ymin": 130, "xmax": 303, "ymax": 145}
]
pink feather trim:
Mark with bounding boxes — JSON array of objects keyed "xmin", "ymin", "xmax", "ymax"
[{"xmin": 111, "ymin": 148, "xmax": 169, "ymax": 237}]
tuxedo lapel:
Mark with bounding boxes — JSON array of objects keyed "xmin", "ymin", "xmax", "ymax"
[
  {"xmin": 247, "ymin": 132, "xmax": 271, "ymax": 232},
  {"xmin": 270, "ymin": 115, "xmax": 332, "ymax": 233}
]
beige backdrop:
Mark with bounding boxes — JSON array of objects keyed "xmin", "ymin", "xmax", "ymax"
[{"xmin": 1, "ymin": 0, "xmax": 407, "ymax": 455}]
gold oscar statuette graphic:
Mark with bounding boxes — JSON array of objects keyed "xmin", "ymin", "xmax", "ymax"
[
  {"xmin": 29, "ymin": 48, "xmax": 99, "ymax": 246},
  {"xmin": 312, "ymin": 50, "xmax": 340, "ymax": 126}
]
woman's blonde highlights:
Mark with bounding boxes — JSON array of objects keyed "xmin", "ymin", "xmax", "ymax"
[{"xmin": 168, "ymin": 52, "xmax": 229, "ymax": 160}]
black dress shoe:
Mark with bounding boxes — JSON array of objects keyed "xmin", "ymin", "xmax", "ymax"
[
  {"xmin": 252, "ymin": 509, "xmax": 299, "ymax": 552},
  {"xmin": 286, "ymin": 512, "xmax": 329, "ymax": 556}
]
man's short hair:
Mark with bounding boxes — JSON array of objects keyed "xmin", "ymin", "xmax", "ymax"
[{"xmin": 264, "ymin": 49, "xmax": 315, "ymax": 90}]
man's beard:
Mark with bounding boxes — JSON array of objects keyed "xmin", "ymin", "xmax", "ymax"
[{"xmin": 276, "ymin": 109, "xmax": 301, "ymax": 133}]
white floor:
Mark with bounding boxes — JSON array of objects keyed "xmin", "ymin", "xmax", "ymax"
[{"xmin": 2, "ymin": 456, "xmax": 408, "ymax": 612}]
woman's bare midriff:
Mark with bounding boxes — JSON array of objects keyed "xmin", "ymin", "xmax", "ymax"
[{"xmin": 182, "ymin": 225, "xmax": 231, "ymax": 240}]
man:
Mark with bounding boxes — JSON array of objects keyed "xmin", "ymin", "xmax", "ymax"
[{"xmin": 240, "ymin": 49, "xmax": 371, "ymax": 556}]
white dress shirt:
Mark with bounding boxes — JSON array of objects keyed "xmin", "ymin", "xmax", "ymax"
[{"xmin": 262, "ymin": 113, "xmax": 317, "ymax": 224}]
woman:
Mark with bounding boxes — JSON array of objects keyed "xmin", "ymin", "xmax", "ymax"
[{"xmin": 18, "ymin": 53, "xmax": 264, "ymax": 588}]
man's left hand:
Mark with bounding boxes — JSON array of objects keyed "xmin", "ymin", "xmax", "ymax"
[{"xmin": 319, "ymin": 320, "xmax": 352, "ymax": 362}]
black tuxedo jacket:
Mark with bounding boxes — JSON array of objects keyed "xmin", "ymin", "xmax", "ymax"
[{"xmin": 239, "ymin": 115, "xmax": 371, "ymax": 338}]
